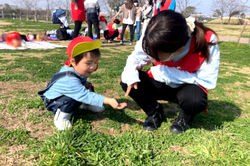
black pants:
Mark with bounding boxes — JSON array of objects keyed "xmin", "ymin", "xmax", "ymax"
[
  {"xmin": 73, "ymin": 21, "xmax": 82, "ymax": 39},
  {"xmin": 104, "ymin": 29, "xmax": 119, "ymax": 40},
  {"xmin": 87, "ymin": 17, "xmax": 100, "ymax": 39},
  {"xmin": 120, "ymin": 24, "xmax": 134, "ymax": 42},
  {"xmin": 120, "ymin": 71, "xmax": 207, "ymax": 116}
]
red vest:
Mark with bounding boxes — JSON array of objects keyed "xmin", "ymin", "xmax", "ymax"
[
  {"xmin": 107, "ymin": 22, "xmax": 116, "ymax": 37},
  {"xmin": 153, "ymin": 31, "xmax": 213, "ymax": 73},
  {"xmin": 147, "ymin": 31, "xmax": 214, "ymax": 94}
]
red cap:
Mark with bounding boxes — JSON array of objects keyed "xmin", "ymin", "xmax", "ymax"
[{"xmin": 65, "ymin": 36, "xmax": 101, "ymax": 66}]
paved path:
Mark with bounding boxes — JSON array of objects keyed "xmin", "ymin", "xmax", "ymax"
[{"xmin": 219, "ymin": 36, "xmax": 249, "ymax": 44}]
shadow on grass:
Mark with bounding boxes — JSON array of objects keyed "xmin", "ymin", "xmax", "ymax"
[
  {"xmin": 72, "ymin": 99, "xmax": 241, "ymax": 131},
  {"xmin": 191, "ymin": 100, "xmax": 241, "ymax": 131},
  {"xmin": 72, "ymin": 100, "xmax": 143, "ymax": 126}
]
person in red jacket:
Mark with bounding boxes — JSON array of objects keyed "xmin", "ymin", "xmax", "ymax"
[
  {"xmin": 71, "ymin": 0, "xmax": 86, "ymax": 38},
  {"xmin": 104, "ymin": 19, "xmax": 120, "ymax": 43},
  {"xmin": 153, "ymin": 0, "xmax": 176, "ymax": 15}
]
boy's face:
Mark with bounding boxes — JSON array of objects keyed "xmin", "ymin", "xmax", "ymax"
[{"xmin": 71, "ymin": 53, "xmax": 99, "ymax": 77}]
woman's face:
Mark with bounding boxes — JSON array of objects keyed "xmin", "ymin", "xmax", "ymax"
[{"xmin": 157, "ymin": 47, "xmax": 184, "ymax": 62}]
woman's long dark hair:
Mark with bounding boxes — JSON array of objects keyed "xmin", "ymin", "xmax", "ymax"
[
  {"xmin": 142, "ymin": 10, "xmax": 218, "ymax": 62},
  {"xmin": 125, "ymin": 0, "xmax": 134, "ymax": 9}
]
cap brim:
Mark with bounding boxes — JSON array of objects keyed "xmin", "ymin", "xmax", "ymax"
[{"xmin": 71, "ymin": 39, "xmax": 101, "ymax": 58}]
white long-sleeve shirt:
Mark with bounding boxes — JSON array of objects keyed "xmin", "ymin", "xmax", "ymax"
[{"xmin": 121, "ymin": 34, "xmax": 220, "ymax": 90}]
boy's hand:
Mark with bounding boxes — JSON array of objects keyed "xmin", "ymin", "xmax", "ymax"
[{"xmin": 104, "ymin": 97, "xmax": 127, "ymax": 109}]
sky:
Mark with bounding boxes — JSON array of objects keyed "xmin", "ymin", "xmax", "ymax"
[{"xmin": 0, "ymin": 0, "xmax": 250, "ymax": 16}]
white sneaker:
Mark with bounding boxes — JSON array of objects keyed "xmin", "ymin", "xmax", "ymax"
[
  {"xmin": 80, "ymin": 103, "xmax": 105, "ymax": 113},
  {"xmin": 54, "ymin": 109, "xmax": 73, "ymax": 130},
  {"xmin": 129, "ymin": 42, "xmax": 133, "ymax": 46}
]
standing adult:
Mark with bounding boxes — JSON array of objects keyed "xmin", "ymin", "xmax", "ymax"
[
  {"xmin": 112, "ymin": 0, "xmax": 137, "ymax": 45},
  {"xmin": 71, "ymin": 0, "xmax": 86, "ymax": 39},
  {"xmin": 84, "ymin": 0, "xmax": 101, "ymax": 39},
  {"xmin": 141, "ymin": 0, "xmax": 154, "ymax": 35},
  {"xmin": 132, "ymin": 0, "xmax": 142, "ymax": 41}
]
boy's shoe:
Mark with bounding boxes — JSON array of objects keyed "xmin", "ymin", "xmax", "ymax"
[
  {"xmin": 170, "ymin": 111, "xmax": 192, "ymax": 134},
  {"xmin": 129, "ymin": 42, "xmax": 133, "ymax": 46},
  {"xmin": 120, "ymin": 41, "xmax": 123, "ymax": 45},
  {"xmin": 143, "ymin": 106, "xmax": 164, "ymax": 131},
  {"xmin": 80, "ymin": 103, "xmax": 105, "ymax": 113},
  {"xmin": 54, "ymin": 109, "xmax": 73, "ymax": 131}
]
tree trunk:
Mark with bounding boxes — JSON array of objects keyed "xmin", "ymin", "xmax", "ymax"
[{"xmin": 237, "ymin": 23, "xmax": 247, "ymax": 43}]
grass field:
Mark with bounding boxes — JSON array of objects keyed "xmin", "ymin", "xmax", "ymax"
[
  {"xmin": 206, "ymin": 23, "xmax": 250, "ymax": 38},
  {"xmin": 0, "ymin": 19, "xmax": 249, "ymax": 165}
]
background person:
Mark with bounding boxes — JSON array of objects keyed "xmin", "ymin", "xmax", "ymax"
[
  {"xmin": 104, "ymin": 19, "xmax": 120, "ymax": 43},
  {"xmin": 153, "ymin": 0, "xmax": 176, "ymax": 15},
  {"xmin": 71, "ymin": 0, "xmax": 86, "ymax": 39},
  {"xmin": 132, "ymin": 0, "xmax": 142, "ymax": 41},
  {"xmin": 141, "ymin": 0, "xmax": 154, "ymax": 35},
  {"xmin": 84, "ymin": 0, "xmax": 101, "ymax": 39},
  {"xmin": 112, "ymin": 0, "xmax": 137, "ymax": 45}
]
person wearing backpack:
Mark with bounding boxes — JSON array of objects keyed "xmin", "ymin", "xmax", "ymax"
[{"xmin": 38, "ymin": 36, "xmax": 127, "ymax": 130}]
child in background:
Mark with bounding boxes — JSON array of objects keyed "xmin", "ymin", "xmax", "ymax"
[
  {"xmin": 104, "ymin": 19, "xmax": 120, "ymax": 43},
  {"xmin": 38, "ymin": 36, "xmax": 127, "ymax": 130},
  {"xmin": 99, "ymin": 15, "xmax": 108, "ymax": 38},
  {"xmin": 121, "ymin": 10, "xmax": 220, "ymax": 133}
]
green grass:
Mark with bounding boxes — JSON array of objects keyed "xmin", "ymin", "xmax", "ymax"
[{"xmin": 0, "ymin": 19, "xmax": 249, "ymax": 165}]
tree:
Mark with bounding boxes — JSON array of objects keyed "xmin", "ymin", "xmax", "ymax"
[
  {"xmin": 23, "ymin": 0, "xmax": 33, "ymax": 20},
  {"xmin": 176, "ymin": 0, "xmax": 200, "ymax": 14},
  {"xmin": 107, "ymin": 0, "xmax": 124, "ymax": 12},
  {"xmin": 213, "ymin": 0, "xmax": 227, "ymax": 23},
  {"xmin": 213, "ymin": 9, "xmax": 222, "ymax": 18},
  {"xmin": 182, "ymin": 6, "xmax": 196, "ymax": 17},
  {"xmin": 213, "ymin": 0, "xmax": 248, "ymax": 24}
]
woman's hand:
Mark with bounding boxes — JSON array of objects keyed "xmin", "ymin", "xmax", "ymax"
[
  {"xmin": 125, "ymin": 83, "xmax": 138, "ymax": 97},
  {"xmin": 104, "ymin": 97, "xmax": 127, "ymax": 109}
]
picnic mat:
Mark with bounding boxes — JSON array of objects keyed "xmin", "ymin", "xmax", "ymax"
[{"xmin": 0, "ymin": 41, "xmax": 66, "ymax": 50}]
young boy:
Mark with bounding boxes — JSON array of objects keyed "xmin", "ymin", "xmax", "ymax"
[{"xmin": 38, "ymin": 36, "xmax": 127, "ymax": 130}]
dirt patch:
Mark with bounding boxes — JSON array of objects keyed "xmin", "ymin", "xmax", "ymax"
[
  {"xmin": 0, "ymin": 20, "xmax": 13, "ymax": 26},
  {"xmin": 0, "ymin": 145, "xmax": 35, "ymax": 166},
  {"xmin": 91, "ymin": 119, "xmax": 131, "ymax": 136},
  {"xmin": 0, "ymin": 109, "xmax": 54, "ymax": 141},
  {"xmin": 0, "ymin": 81, "xmax": 46, "ymax": 96},
  {"xmin": 103, "ymin": 88, "xmax": 120, "ymax": 99},
  {"xmin": 170, "ymin": 145, "xmax": 192, "ymax": 156}
]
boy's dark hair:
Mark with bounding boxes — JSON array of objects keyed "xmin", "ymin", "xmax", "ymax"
[
  {"xmin": 142, "ymin": 10, "xmax": 218, "ymax": 62},
  {"xmin": 74, "ymin": 49, "xmax": 100, "ymax": 65},
  {"xmin": 113, "ymin": 19, "xmax": 120, "ymax": 24}
]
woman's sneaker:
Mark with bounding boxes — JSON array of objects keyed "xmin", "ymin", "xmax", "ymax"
[
  {"xmin": 170, "ymin": 111, "xmax": 192, "ymax": 134},
  {"xmin": 54, "ymin": 109, "xmax": 72, "ymax": 131},
  {"xmin": 120, "ymin": 41, "xmax": 123, "ymax": 45}
]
